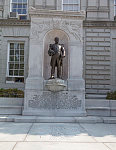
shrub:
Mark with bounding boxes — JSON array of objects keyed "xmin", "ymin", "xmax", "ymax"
[
  {"xmin": 0, "ymin": 88, "xmax": 24, "ymax": 98},
  {"xmin": 106, "ymin": 91, "xmax": 116, "ymax": 100}
]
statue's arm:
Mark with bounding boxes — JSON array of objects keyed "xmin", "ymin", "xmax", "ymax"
[
  {"xmin": 48, "ymin": 44, "xmax": 55, "ymax": 56},
  {"xmin": 61, "ymin": 46, "xmax": 66, "ymax": 57}
]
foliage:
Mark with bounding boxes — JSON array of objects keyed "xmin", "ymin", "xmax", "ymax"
[
  {"xmin": 106, "ymin": 91, "xmax": 116, "ymax": 100},
  {"xmin": 0, "ymin": 88, "xmax": 24, "ymax": 98}
]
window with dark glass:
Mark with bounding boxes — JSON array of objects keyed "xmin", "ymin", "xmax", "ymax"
[
  {"xmin": 10, "ymin": 0, "xmax": 27, "ymax": 19},
  {"xmin": 7, "ymin": 43, "xmax": 24, "ymax": 83}
]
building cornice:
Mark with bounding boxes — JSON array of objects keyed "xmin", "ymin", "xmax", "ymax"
[
  {"xmin": 0, "ymin": 19, "xmax": 30, "ymax": 26},
  {"xmin": 29, "ymin": 7, "xmax": 86, "ymax": 20},
  {"xmin": 0, "ymin": 19, "xmax": 116, "ymax": 28},
  {"xmin": 84, "ymin": 21, "xmax": 116, "ymax": 28}
]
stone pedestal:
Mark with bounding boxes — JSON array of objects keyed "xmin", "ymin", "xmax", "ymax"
[
  {"xmin": 23, "ymin": 9, "xmax": 86, "ymax": 116},
  {"xmin": 46, "ymin": 79, "xmax": 66, "ymax": 92}
]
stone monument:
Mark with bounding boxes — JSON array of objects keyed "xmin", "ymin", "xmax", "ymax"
[{"xmin": 23, "ymin": 8, "xmax": 86, "ymax": 116}]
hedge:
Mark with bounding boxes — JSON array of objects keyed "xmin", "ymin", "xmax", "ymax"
[{"xmin": 0, "ymin": 88, "xmax": 24, "ymax": 98}]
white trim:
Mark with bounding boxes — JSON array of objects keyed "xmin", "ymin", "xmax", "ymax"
[
  {"xmin": 6, "ymin": 42, "xmax": 25, "ymax": 78},
  {"xmin": 62, "ymin": 0, "xmax": 63, "ymax": 10},
  {"xmin": 10, "ymin": 0, "xmax": 28, "ymax": 15},
  {"xmin": 6, "ymin": 42, "xmax": 10, "ymax": 77}
]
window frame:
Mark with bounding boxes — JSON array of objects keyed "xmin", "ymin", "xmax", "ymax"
[
  {"xmin": 7, "ymin": 42, "xmax": 25, "ymax": 81},
  {"xmin": 10, "ymin": 0, "xmax": 28, "ymax": 15},
  {"xmin": 62, "ymin": 0, "xmax": 80, "ymax": 12}
]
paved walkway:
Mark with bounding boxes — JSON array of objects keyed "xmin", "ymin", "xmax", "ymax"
[{"xmin": 0, "ymin": 122, "xmax": 116, "ymax": 150}]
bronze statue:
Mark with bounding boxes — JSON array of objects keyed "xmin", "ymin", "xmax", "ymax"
[{"xmin": 48, "ymin": 37, "xmax": 65, "ymax": 79}]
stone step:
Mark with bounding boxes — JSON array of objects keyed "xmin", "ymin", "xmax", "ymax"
[
  {"xmin": 86, "ymin": 94, "xmax": 107, "ymax": 99},
  {"xmin": 86, "ymin": 107, "xmax": 110, "ymax": 116},
  {"xmin": 0, "ymin": 106, "xmax": 23, "ymax": 115},
  {"xmin": 14, "ymin": 116, "xmax": 103, "ymax": 123},
  {"xmin": 0, "ymin": 98, "xmax": 24, "ymax": 106},
  {"xmin": 86, "ymin": 89, "xmax": 110, "ymax": 94},
  {"xmin": 0, "ymin": 115, "xmax": 116, "ymax": 124},
  {"xmin": 86, "ymin": 107, "xmax": 116, "ymax": 117},
  {"xmin": 85, "ymin": 100, "xmax": 116, "ymax": 116},
  {"xmin": 85, "ymin": 99, "xmax": 110, "ymax": 107}
]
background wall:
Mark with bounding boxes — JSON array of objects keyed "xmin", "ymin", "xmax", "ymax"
[{"xmin": 0, "ymin": 0, "xmax": 116, "ymax": 97}]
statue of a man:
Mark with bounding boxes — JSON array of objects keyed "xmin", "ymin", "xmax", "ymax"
[{"xmin": 48, "ymin": 37, "xmax": 65, "ymax": 79}]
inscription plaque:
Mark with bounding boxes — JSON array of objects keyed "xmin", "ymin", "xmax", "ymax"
[{"xmin": 28, "ymin": 92, "xmax": 82, "ymax": 110}]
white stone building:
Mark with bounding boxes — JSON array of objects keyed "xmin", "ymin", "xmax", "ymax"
[{"xmin": 0, "ymin": 0, "xmax": 116, "ymax": 100}]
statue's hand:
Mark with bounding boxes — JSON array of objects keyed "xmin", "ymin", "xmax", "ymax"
[{"xmin": 48, "ymin": 49, "xmax": 55, "ymax": 56}]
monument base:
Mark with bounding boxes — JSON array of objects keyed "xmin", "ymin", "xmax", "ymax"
[
  {"xmin": 23, "ymin": 88, "xmax": 86, "ymax": 117},
  {"xmin": 23, "ymin": 110, "xmax": 86, "ymax": 117}
]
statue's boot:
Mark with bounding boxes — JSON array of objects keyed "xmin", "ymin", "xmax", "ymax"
[{"xmin": 49, "ymin": 75, "xmax": 55, "ymax": 79}]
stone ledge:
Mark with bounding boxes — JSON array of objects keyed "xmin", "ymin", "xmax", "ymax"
[
  {"xmin": 0, "ymin": 19, "xmax": 30, "ymax": 26},
  {"xmin": 84, "ymin": 21, "xmax": 116, "ymax": 27},
  {"xmin": 29, "ymin": 7, "xmax": 85, "ymax": 19},
  {"xmin": 1, "ymin": 115, "xmax": 116, "ymax": 124}
]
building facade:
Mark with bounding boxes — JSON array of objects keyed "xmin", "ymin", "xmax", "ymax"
[{"xmin": 0, "ymin": 0, "xmax": 116, "ymax": 99}]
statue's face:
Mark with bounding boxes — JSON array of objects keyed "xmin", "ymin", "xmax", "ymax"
[{"xmin": 54, "ymin": 37, "xmax": 59, "ymax": 44}]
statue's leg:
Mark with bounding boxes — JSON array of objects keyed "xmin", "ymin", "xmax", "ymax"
[
  {"xmin": 51, "ymin": 56, "xmax": 56, "ymax": 78},
  {"xmin": 57, "ymin": 58, "xmax": 61, "ymax": 78},
  {"xmin": 51, "ymin": 67, "xmax": 55, "ymax": 78}
]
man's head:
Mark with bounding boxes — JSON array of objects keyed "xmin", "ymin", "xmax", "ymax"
[{"xmin": 54, "ymin": 37, "xmax": 59, "ymax": 44}]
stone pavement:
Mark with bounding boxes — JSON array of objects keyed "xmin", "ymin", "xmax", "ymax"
[{"xmin": 0, "ymin": 122, "xmax": 116, "ymax": 150}]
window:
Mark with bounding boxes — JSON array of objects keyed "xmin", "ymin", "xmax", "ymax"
[
  {"xmin": 7, "ymin": 42, "xmax": 24, "ymax": 83},
  {"xmin": 63, "ymin": 0, "xmax": 80, "ymax": 12},
  {"xmin": 10, "ymin": 0, "xmax": 27, "ymax": 19},
  {"xmin": 114, "ymin": 0, "xmax": 116, "ymax": 16}
]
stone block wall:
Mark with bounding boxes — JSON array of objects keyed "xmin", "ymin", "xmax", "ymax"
[
  {"xmin": 86, "ymin": 0, "xmax": 113, "ymax": 21},
  {"xmin": 0, "ymin": 20, "xmax": 30, "ymax": 90},
  {"xmin": 0, "ymin": 0, "xmax": 3, "ymax": 18},
  {"xmin": 84, "ymin": 22, "xmax": 111, "ymax": 96},
  {"xmin": 0, "ymin": 28, "xmax": 2, "ymax": 84},
  {"xmin": 111, "ymin": 29, "xmax": 116, "ymax": 91}
]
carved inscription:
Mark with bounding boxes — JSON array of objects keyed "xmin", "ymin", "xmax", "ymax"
[{"xmin": 28, "ymin": 92, "xmax": 82, "ymax": 110}]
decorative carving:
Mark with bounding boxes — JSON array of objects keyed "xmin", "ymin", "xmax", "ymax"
[
  {"xmin": 28, "ymin": 92, "xmax": 82, "ymax": 110},
  {"xmin": 62, "ymin": 21, "xmax": 82, "ymax": 41},
  {"xmin": 31, "ymin": 19, "xmax": 82, "ymax": 41}
]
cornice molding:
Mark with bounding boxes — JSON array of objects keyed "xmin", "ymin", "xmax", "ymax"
[
  {"xmin": 0, "ymin": 19, "xmax": 116, "ymax": 28},
  {"xmin": 29, "ymin": 7, "xmax": 86, "ymax": 20},
  {"xmin": 0, "ymin": 19, "xmax": 30, "ymax": 26},
  {"xmin": 84, "ymin": 21, "xmax": 116, "ymax": 27}
]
